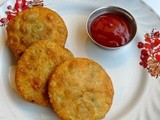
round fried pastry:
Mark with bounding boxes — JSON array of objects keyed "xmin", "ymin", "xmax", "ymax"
[
  {"xmin": 15, "ymin": 40, "xmax": 74, "ymax": 106},
  {"xmin": 7, "ymin": 6, "xmax": 68, "ymax": 59},
  {"xmin": 48, "ymin": 58, "xmax": 114, "ymax": 120}
]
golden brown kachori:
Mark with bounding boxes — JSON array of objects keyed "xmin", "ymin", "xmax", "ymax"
[
  {"xmin": 48, "ymin": 58, "xmax": 114, "ymax": 120},
  {"xmin": 15, "ymin": 40, "xmax": 74, "ymax": 106},
  {"xmin": 7, "ymin": 6, "xmax": 68, "ymax": 59}
]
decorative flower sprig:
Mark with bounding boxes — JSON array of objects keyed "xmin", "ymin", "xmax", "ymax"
[
  {"xmin": 0, "ymin": 0, "xmax": 43, "ymax": 26},
  {"xmin": 138, "ymin": 29, "xmax": 160, "ymax": 78}
]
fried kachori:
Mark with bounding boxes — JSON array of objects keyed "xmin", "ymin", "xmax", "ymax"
[
  {"xmin": 7, "ymin": 6, "xmax": 68, "ymax": 59},
  {"xmin": 48, "ymin": 58, "xmax": 114, "ymax": 120},
  {"xmin": 15, "ymin": 40, "xmax": 74, "ymax": 106}
]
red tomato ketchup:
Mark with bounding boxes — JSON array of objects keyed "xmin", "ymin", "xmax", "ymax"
[{"xmin": 90, "ymin": 13, "xmax": 131, "ymax": 47}]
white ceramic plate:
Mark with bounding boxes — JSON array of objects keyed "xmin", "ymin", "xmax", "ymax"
[
  {"xmin": 0, "ymin": 0, "xmax": 160, "ymax": 120},
  {"xmin": 0, "ymin": 0, "xmax": 7, "ymax": 6}
]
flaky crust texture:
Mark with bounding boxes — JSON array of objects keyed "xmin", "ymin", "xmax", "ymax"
[
  {"xmin": 15, "ymin": 40, "xmax": 74, "ymax": 106},
  {"xmin": 48, "ymin": 58, "xmax": 114, "ymax": 120},
  {"xmin": 6, "ymin": 6, "xmax": 68, "ymax": 59}
]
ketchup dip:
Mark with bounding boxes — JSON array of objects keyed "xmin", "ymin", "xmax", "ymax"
[{"xmin": 86, "ymin": 6, "xmax": 137, "ymax": 49}]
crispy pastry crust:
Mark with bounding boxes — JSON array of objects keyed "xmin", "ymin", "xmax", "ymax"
[
  {"xmin": 7, "ymin": 6, "xmax": 68, "ymax": 59},
  {"xmin": 15, "ymin": 40, "xmax": 74, "ymax": 106},
  {"xmin": 48, "ymin": 58, "xmax": 114, "ymax": 120}
]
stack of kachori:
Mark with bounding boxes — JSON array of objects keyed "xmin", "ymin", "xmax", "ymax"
[{"xmin": 6, "ymin": 6, "xmax": 114, "ymax": 120}]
